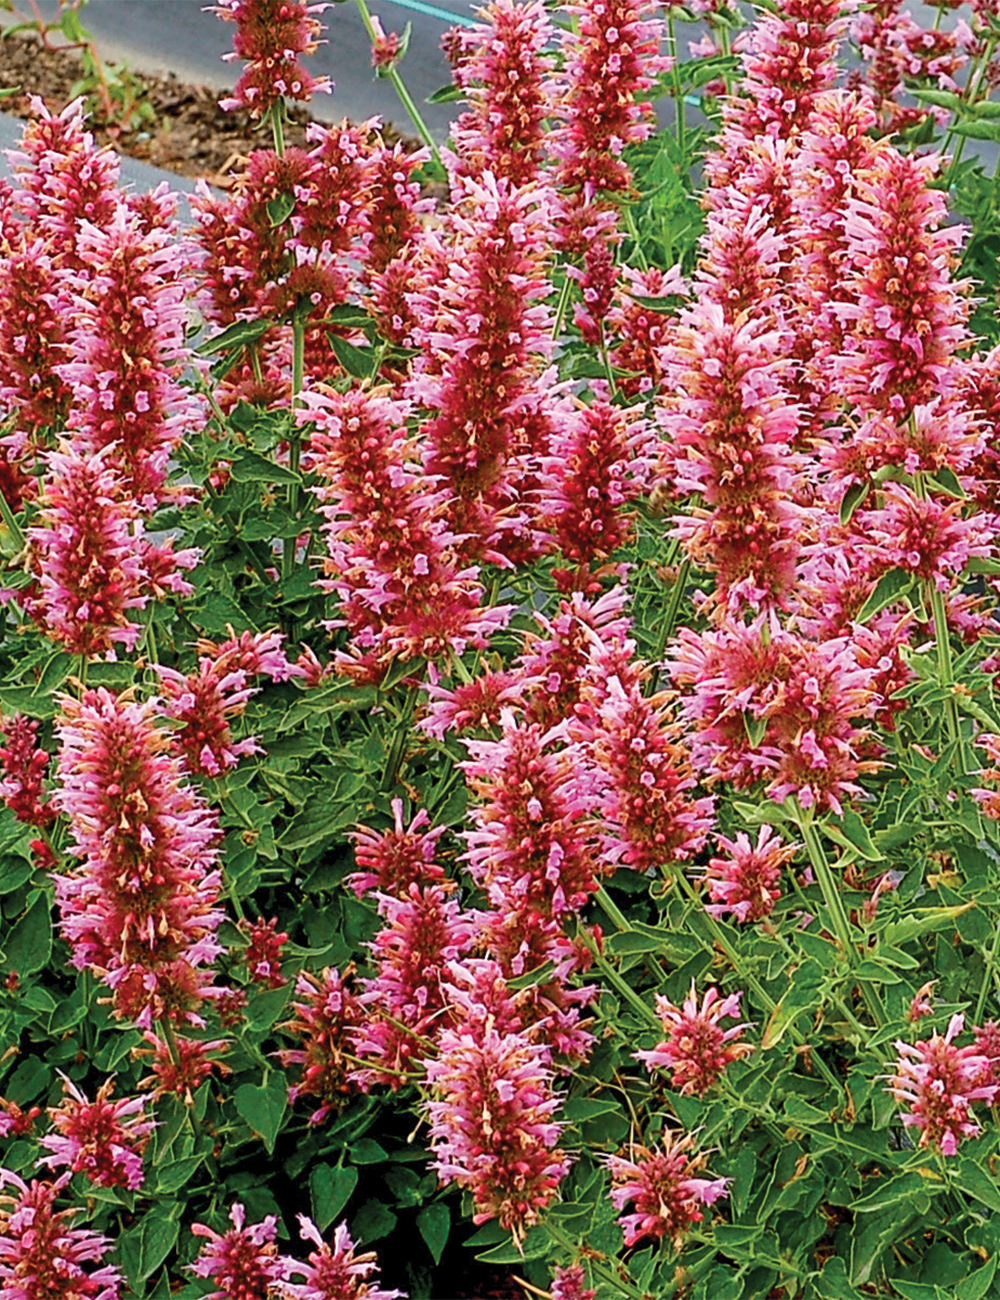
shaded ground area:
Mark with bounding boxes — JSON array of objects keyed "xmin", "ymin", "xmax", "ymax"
[{"xmin": 0, "ymin": 29, "xmax": 412, "ymax": 186}]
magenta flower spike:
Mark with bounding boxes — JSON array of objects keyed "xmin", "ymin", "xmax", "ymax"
[
  {"xmin": 425, "ymin": 1023, "xmax": 572, "ymax": 1237},
  {"xmin": 347, "ymin": 800, "xmax": 447, "ymax": 898},
  {"xmin": 55, "ymin": 196, "xmax": 207, "ymax": 508},
  {"xmin": 607, "ymin": 1136, "xmax": 728, "ymax": 1249},
  {"xmin": 282, "ymin": 1217, "xmax": 405, "ymax": 1300},
  {"xmin": 213, "ymin": 0, "xmax": 333, "ymax": 118},
  {"xmin": 278, "ymin": 968, "xmax": 363, "ymax": 1123},
  {"xmin": 352, "ymin": 884, "xmax": 477, "ymax": 1088},
  {"xmin": 552, "ymin": 1263, "xmax": 596, "ymax": 1300},
  {"xmin": 635, "ymin": 984, "xmax": 754, "ymax": 1095},
  {"xmin": 38, "ymin": 1074, "xmax": 155, "ymax": 1191},
  {"xmin": 888, "ymin": 1014, "xmax": 999, "ymax": 1156},
  {"xmin": 445, "ymin": 0, "xmax": 556, "ymax": 185},
  {"xmin": 0, "ymin": 1171, "xmax": 122, "ymax": 1299},
  {"xmin": 0, "ymin": 714, "xmax": 54, "ymax": 829},
  {"xmin": 698, "ymin": 825, "xmax": 798, "ymax": 924},
  {"xmin": 52, "ymin": 687, "xmax": 225, "ymax": 1027},
  {"xmin": 27, "ymin": 444, "xmax": 150, "ymax": 659},
  {"xmin": 190, "ymin": 1202, "xmax": 293, "ymax": 1299},
  {"xmin": 461, "ymin": 710, "xmax": 599, "ymax": 920}
]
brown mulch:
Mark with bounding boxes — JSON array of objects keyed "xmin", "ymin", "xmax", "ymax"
[{"xmin": 0, "ymin": 28, "xmax": 413, "ymax": 187}]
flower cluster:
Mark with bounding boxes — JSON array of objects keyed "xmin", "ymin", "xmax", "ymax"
[
  {"xmin": 38, "ymin": 1075, "xmax": 154, "ymax": 1190},
  {"xmin": 214, "ymin": 0, "xmax": 332, "ymax": 117},
  {"xmin": 636, "ymin": 984, "xmax": 753, "ymax": 1095},
  {"xmin": 607, "ymin": 1135, "xmax": 729, "ymax": 1248}
]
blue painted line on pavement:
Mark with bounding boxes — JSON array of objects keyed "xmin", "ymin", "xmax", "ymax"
[{"xmin": 380, "ymin": 0, "xmax": 483, "ymax": 27}]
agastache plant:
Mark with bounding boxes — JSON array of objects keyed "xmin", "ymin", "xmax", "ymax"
[{"xmin": 0, "ymin": 0, "xmax": 999, "ymax": 1294}]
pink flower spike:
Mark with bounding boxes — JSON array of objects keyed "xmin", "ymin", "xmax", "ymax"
[
  {"xmin": 38, "ymin": 1074, "xmax": 154, "ymax": 1191},
  {"xmin": 552, "ymin": 1263, "xmax": 596, "ymax": 1300},
  {"xmin": 607, "ymin": 1134, "xmax": 728, "ymax": 1249},
  {"xmin": 888, "ymin": 1014, "xmax": 998, "ymax": 1156},
  {"xmin": 0, "ymin": 1170, "xmax": 122, "ymax": 1300},
  {"xmin": 282, "ymin": 1217, "xmax": 404, "ymax": 1299},
  {"xmin": 212, "ymin": 0, "xmax": 332, "ymax": 118},
  {"xmin": 697, "ymin": 825, "xmax": 798, "ymax": 924},
  {"xmin": 425, "ymin": 1023, "xmax": 572, "ymax": 1238},
  {"xmin": 636, "ymin": 984, "xmax": 754, "ymax": 1095},
  {"xmin": 347, "ymin": 800, "xmax": 447, "ymax": 898},
  {"xmin": 190, "ymin": 1202, "xmax": 292, "ymax": 1299}
]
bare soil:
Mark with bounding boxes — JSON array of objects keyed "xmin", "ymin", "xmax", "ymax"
[{"xmin": 0, "ymin": 28, "xmax": 413, "ymax": 186}]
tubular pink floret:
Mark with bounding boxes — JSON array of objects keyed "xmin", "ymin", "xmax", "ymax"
[
  {"xmin": 190, "ymin": 1202, "xmax": 293, "ymax": 1299},
  {"xmin": 283, "ymin": 1217, "xmax": 404, "ymax": 1300}
]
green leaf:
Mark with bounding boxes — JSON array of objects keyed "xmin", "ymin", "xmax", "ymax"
[
  {"xmin": 426, "ymin": 82, "xmax": 464, "ymax": 103},
  {"xmin": 857, "ymin": 568, "xmax": 915, "ymax": 622},
  {"xmin": 350, "ymin": 1199, "xmax": 396, "ymax": 1244},
  {"xmin": 927, "ymin": 465, "xmax": 966, "ymax": 499},
  {"xmin": 234, "ymin": 1073, "xmax": 287, "ymax": 1155},
  {"xmin": 352, "ymin": 1137, "xmax": 387, "ymax": 1164},
  {"xmin": 606, "ymin": 931, "xmax": 662, "ymax": 956},
  {"xmin": 196, "ymin": 317, "xmax": 270, "ymax": 357},
  {"xmin": 230, "ymin": 449, "xmax": 301, "ymax": 486},
  {"xmin": 851, "ymin": 1172, "xmax": 938, "ymax": 1214},
  {"xmin": 32, "ymin": 651, "xmax": 73, "ymax": 697},
  {"xmin": 329, "ymin": 333, "xmax": 377, "ymax": 380},
  {"xmin": 958, "ymin": 1257, "xmax": 998, "ymax": 1300},
  {"xmin": 266, "ymin": 192, "xmax": 296, "ymax": 227},
  {"xmin": 761, "ymin": 961, "xmax": 824, "ymax": 1049},
  {"xmin": 476, "ymin": 1225, "xmax": 551, "ymax": 1264},
  {"xmin": 882, "ymin": 903, "xmax": 975, "ymax": 947},
  {"xmin": 507, "ymin": 960, "xmax": 556, "ymax": 990},
  {"xmin": 309, "ymin": 1164, "xmax": 358, "ymax": 1232},
  {"xmin": 3, "ymin": 890, "xmax": 50, "ymax": 976},
  {"xmin": 911, "ymin": 88, "xmax": 963, "ymax": 110},
  {"xmin": 153, "ymin": 1153, "xmax": 207, "ymax": 1195},
  {"xmin": 954, "ymin": 1157, "xmax": 1000, "ymax": 1213},
  {"xmin": 954, "ymin": 118, "xmax": 1000, "ymax": 141},
  {"xmin": 328, "ymin": 304, "xmax": 376, "ymax": 330},
  {"xmin": 563, "ymin": 1097, "xmax": 620, "ymax": 1122},
  {"xmin": 416, "ymin": 1203, "xmax": 450, "ymax": 1265},
  {"xmin": 246, "ymin": 983, "xmax": 294, "ymax": 1032},
  {"xmin": 823, "ymin": 809, "xmax": 883, "ymax": 863},
  {"xmin": 840, "ymin": 481, "xmax": 869, "ymax": 525},
  {"xmin": 119, "ymin": 1204, "xmax": 181, "ymax": 1286}
]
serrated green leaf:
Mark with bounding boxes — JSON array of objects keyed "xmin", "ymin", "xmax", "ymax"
[
  {"xmin": 416, "ymin": 1203, "xmax": 449, "ymax": 1265},
  {"xmin": 119, "ymin": 1204, "xmax": 181, "ymax": 1286},
  {"xmin": 196, "ymin": 317, "xmax": 270, "ymax": 357},
  {"xmin": 857, "ymin": 568, "xmax": 915, "ymax": 622},
  {"xmin": 840, "ymin": 480, "xmax": 869, "ymax": 525},
  {"xmin": 426, "ymin": 82, "xmax": 464, "ymax": 103},
  {"xmin": 309, "ymin": 1164, "xmax": 358, "ymax": 1232},
  {"xmin": 234, "ymin": 1073, "xmax": 287, "ymax": 1155},
  {"xmin": 350, "ymin": 1199, "xmax": 396, "ymax": 1244},
  {"xmin": 329, "ymin": 333, "xmax": 377, "ymax": 379},
  {"xmin": 3, "ymin": 890, "xmax": 50, "ymax": 976},
  {"xmin": 823, "ymin": 809, "xmax": 883, "ymax": 863},
  {"xmin": 153, "ymin": 1153, "xmax": 206, "ymax": 1195},
  {"xmin": 266, "ymin": 191, "xmax": 296, "ymax": 227},
  {"xmin": 229, "ymin": 449, "xmax": 301, "ymax": 485},
  {"xmin": 957, "ymin": 1255, "xmax": 998, "ymax": 1300},
  {"xmin": 882, "ymin": 903, "xmax": 975, "ymax": 947},
  {"xmin": 761, "ymin": 961, "xmax": 825, "ymax": 1049}
]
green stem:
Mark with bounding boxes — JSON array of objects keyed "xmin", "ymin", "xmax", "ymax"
[
  {"xmin": 943, "ymin": 34, "xmax": 998, "ymax": 179},
  {"xmin": 282, "ymin": 314, "xmax": 306, "ymax": 584},
  {"xmin": 620, "ymin": 203, "xmax": 647, "ymax": 272},
  {"xmin": 792, "ymin": 806, "xmax": 887, "ymax": 1028},
  {"xmin": 794, "ymin": 810, "xmax": 856, "ymax": 962},
  {"xmin": 654, "ymin": 555, "xmax": 691, "ymax": 666},
  {"xmin": 975, "ymin": 921, "xmax": 1000, "ymax": 1023},
  {"xmin": 551, "ymin": 273, "xmax": 573, "ymax": 342},
  {"xmin": 928, "ymin": 579, "xmax": 966, "ymax": 773},
  {"xmin": 544, "ymin": 1222, "xmax": 644, "ymax": 1299},
  {"xmin": 0, "ymin": 490, "xmax": 25, "ymax": 556},
  {"xmin": 355, "ymin": 0, "xmax": 441, "ymax": 165},
  {"xmin": 575, "ymin": 924, "xmax": 662, "ymax": 1029},
  {"xmin": 667, "ymin": 10, "xmax": 686, "ymax": 157},
  {"xmin": 270, "ymin": 100, "xmax": 285, "ymax": 157}
]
